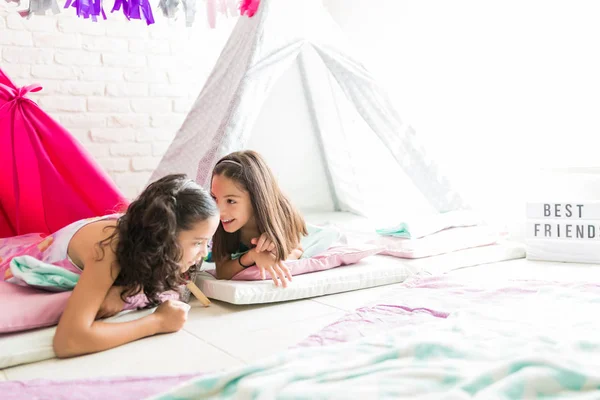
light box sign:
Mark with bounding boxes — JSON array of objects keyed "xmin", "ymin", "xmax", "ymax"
[{"xmin": 526, "ymin": 202, "xmax": 600, "ymax": 264}]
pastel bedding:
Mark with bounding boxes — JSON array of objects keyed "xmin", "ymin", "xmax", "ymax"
[
  {"xmin": 374, "ymin": 209, "xmax": 482, "ymax": 239},
  {"xmin": 375, "ymin": 225, "xmax": 506, "ymax": 259},
  {"xmin": 6, "ymin": 268, "xmax": 591, "ymax": 399},
  {"xmin": 152, "ymin": 275, "xmax": 600, "ymax": 399},
  {"xmin": 306, "ymin": 211, "xmax": 507, "ymax": 259},
  {"xmin": 0, "ymin": 374, "xmax": 200, "ymax": 400}
]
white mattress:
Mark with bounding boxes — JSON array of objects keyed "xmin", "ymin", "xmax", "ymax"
[
  {"xmin": 0, "ymin": 308, "xmax": 155, "ymax": 370},
  {"xmin": 196, "ymin": 242, "xmax": 525, "ymax": 305}
]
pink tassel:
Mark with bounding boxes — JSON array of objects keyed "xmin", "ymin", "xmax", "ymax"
[
  {"xmin": 239, "ymin": 0, "xmax": 259, "ymax": 17},
  {"xmin": 206, "ymin": 0, "xmax": 216, "ymax": 28}
]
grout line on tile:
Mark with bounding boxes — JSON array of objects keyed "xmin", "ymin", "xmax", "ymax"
[
  {"xmin": 183, "ymin": 329, "xmax": 247, "ymax": 365},
  {"xmin": 307, "ymin": 298, "xmax": 352, "ymax": 312},
  {"xmin": 243, "ymin": 309, "xmax": 346, "ymax": 334},
  {"xmin": 308, "ymin": 298, "xmax": 353, "ymax": 312}
]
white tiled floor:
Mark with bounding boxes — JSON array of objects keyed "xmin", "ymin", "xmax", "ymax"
[
  {"xmin": 0, "ymin": 296, "xmax": 350, "ymax": 381},
  {"xmin": 198, "ymin": 311, "xmax": 346, "ymax": 363},
  {"xmin": 311, "ymin": 282, "xmax": 406, "ymax": 311},
  {"xmin": 3, "ymin": 329, "xmax": 244, "ymax": 381},
  {"xmin": 185, "ymin": 298, "xmax": 341, "ymax": 336}
]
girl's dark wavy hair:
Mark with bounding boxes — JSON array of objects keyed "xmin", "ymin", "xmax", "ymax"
[{"xmin": 98, "ymin": 174, "xmax": 218, "ymax": 306}]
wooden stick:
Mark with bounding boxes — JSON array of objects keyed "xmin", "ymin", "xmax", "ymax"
[{"xmin": 186, "ymin": 281, "xmax": 211, "ymax": 307}]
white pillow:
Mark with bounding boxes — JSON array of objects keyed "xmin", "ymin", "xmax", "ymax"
[{"xmin": 375, "ymin": 225, "xmax": 505, "ymax": 259}]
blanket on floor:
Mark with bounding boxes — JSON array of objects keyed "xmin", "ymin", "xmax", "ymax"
[{"xmin": 150, "ymin": 276, "xmax": 600, "ymax": 399}]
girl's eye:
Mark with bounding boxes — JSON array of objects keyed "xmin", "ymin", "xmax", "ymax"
[
  {"xmin": 196, "ymin": 242, "xmax": 204, "ymax": 247},
  {"xmin": 227, "ymin": 199, "xmax": 236, "ymax": 204}
]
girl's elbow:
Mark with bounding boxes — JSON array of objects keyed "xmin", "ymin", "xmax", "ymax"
[
  {"xmin": 215, "ymin": 270, "xmax": 232, "ymax": 280},
  {"xmin": 53, "ymin": 333, "xmax": 78, "ymax": 359},
  {"xmin": 53, "ymin": 329, "xmax": 90, "ymax": 359},
  {"xmin": 214, "ymin": 263, "xmax": 235, "ymax": 280}
]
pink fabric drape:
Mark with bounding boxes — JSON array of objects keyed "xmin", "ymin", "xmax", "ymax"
[{"xmin": 0, "ymin": 69, "xmax": 128, "ymax": 238}]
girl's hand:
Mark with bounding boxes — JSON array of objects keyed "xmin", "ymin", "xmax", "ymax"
[
  {"xmin": 251, "ymin": 233, "xmax": 276, "ymax": 255},
  {"xmin": 251, "ymin": 249, "xmax": 292, "ymax": 288},
  {"xmin": 96, "ymin": 286, "xmax": 126, "ymax": 320},
  {"xmin": 154, "ymin": 300, "xmax": 189, "ymax": 333}
]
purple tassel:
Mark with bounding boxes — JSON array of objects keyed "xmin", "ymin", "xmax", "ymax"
[
  {"xmin": 111, "ymin": 0, "xmax": 155, "ymax": 25},
  {"xmin": 64, "ymin": 0, "xmax": 106, "ymax": 21}
]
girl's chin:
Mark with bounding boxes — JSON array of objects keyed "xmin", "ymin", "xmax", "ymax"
[
  {"xmin": 224, "ymin": 222, "xmax": 246, "ymax": 233},
  {"xmin": 181, "ymin": 264, "xmax": 193, "ymax": 274}
]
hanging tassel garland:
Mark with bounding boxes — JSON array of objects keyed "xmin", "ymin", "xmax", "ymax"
[
  {"xmin": 157, "ymin": 0, "xmax": 179, "ymax": 18},
  {"xmin": 205, "ymin": 0, "xmax": 239, "ymax": 28},
  {"xmin": 239, "ymin": 0, "xmax": 259, "ymax": 17},
  {"xmin": 64, "ymin": 0, "xmax": 106, "ymax": 22},
  {"xmin": 182, "ymin": 0, "xmax": 197, "ymax": 27},
  {"xmin": 4, "ymin": 0, "xmax": 240, "ymax": 26},
  {"xmin": 25, "ymin": 0, "xmax": 61, "ymax": 18},
  {"xmin": 157, "ymin": 0, "xmax": 197, "ymax": 27},
  {"xmin": 5, "ymin": 0, "xmax": 60, "ymax": 18},
  {"xmin": 30, "ymin": 0, "xmax": 61, "ymax": 16},
  {"xmin": 111, "ymin": 0, "xmax": 155, "ymax": 25},
  {"xmin": 206, "ymin": 0, "xmax": 216, "ymax": 28}
]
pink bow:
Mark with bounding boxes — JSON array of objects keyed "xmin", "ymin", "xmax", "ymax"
[{"xmin": 0, "ymin": 83, "xmax": 42, "ymax": 116}]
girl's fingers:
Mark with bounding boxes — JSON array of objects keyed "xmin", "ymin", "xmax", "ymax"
[
  {"xmin": 280, "ymin": 262, "xmax": 293, "ymax": 282},
  {"xmin": 279, "ymin": 261, "xmax": 289, "ymax": 288},
  {"xmin": 260, "ymin": 266, "xmax": 266, "ymax": 280},
  {"xmin": 264, "ymin": 240, "xmax": 273, "ymax": 253},
  {"xmin": 257, "ymin": 234, "xmax": 267, "ymax": 252},
  {"xmin": 267, "ymin": 266, "xmax": 279, "ymax": 287},
  {"xmin": 273, "ymin": 263, "xmax": 288, "ymax": 288}
]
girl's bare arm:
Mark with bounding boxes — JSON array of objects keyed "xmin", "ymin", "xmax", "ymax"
[
  {"xmin": 214, "ymin": 252, "xmax": 251, "ymax": 280},
  {"xmin": 53, "ymin": 250, "xmax": 164, "ymax": 358}
]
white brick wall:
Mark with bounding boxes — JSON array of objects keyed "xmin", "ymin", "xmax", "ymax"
[{"xmin": 0, "ymin": 3, "xmax": 236, "ymax": 199}]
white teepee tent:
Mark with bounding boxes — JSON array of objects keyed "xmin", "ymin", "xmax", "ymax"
[{"xmin": 150, "ymin": 0, "xmax": 467, "ymax": 219}]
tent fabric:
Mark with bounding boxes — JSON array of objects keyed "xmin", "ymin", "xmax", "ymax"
[
  {"xmin": 0, "ymin": 69, "xmax": 127, "ymax": 238},
  {"xmin": 149, "ymin": 0, "xmax": 466, "ymax": 217}
]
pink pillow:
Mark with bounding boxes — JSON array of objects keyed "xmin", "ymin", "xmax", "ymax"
[
  {"xmin": 0, "ymin": 281, "xmax": 70, "ymax": 334},
  {"xmin": 205, "ymin": 244, "xmax": 384, "ymax": 281},
  {"xmin": 0, "ymin": 281, "xmax": 180, "ymax": 334}
]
